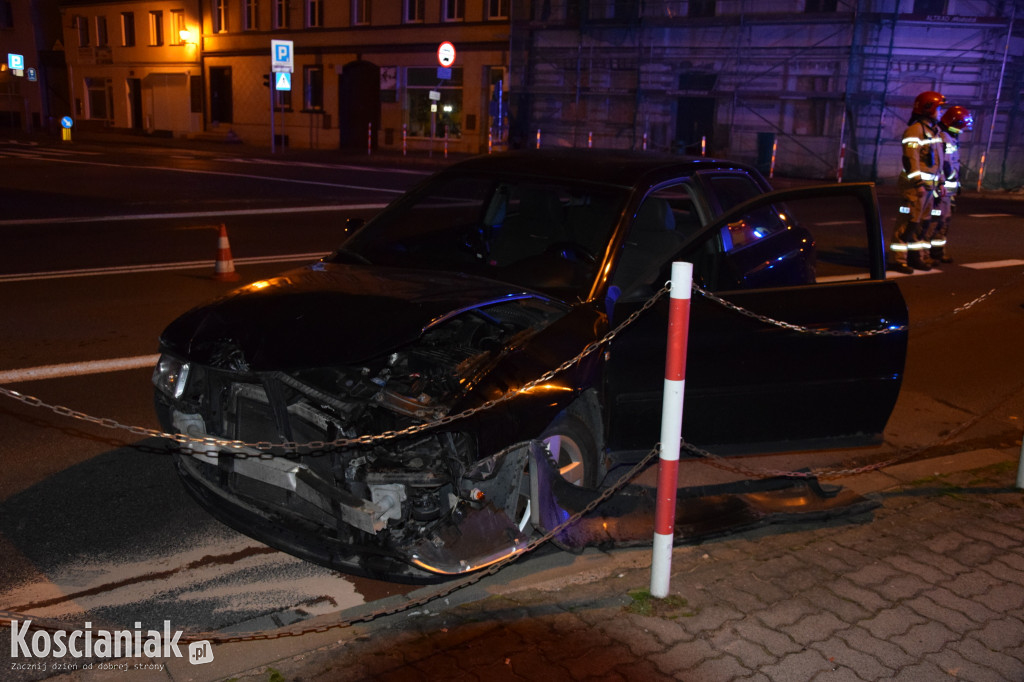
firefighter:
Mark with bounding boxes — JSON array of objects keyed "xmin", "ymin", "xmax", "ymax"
[
  {"xmin": 891, "ymin": 91, "xmax": 946, "ymax": 274},
  {"xmin": 926, "ymin": 105, "xmax": 973, "ymax": 263}
]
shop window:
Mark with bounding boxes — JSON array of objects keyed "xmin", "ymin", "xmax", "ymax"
[{"xmin": 406, "ymin": 67, "xmax": 462, "ymax": 139}]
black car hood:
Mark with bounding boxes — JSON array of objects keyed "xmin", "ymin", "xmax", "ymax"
[{"xmin": 160, "ymin": 263, "xmax": 554, "ymax": 370}]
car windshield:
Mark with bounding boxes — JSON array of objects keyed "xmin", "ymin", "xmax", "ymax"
[{"xmin": 333, "ymin": 171, "xmax": 629, "ymax": 298}]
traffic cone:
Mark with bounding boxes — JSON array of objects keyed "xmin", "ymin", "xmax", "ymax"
[{"xmin": 213, "ymin": 223, "xmax": 240, "ymax": 281}]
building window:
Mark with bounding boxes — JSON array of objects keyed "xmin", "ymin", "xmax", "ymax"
[
  {"xmin": 274, "ymin": 0, "xmax": 288, "ymax": 28},
  {"xmin": 688, "ymin": 0, "xmax": 715, "ymax": 18},
  {"xmin": 149, "ymin": 11, "xmax": 163, "ymax": 46},
  {"xmin": 352, "ymin": 0, "xmax": 370, "ymax": 24},
  {"xmin": 404, "ymin": 0, "xmax": 424, "ymax": 23},
  {"xmin": 444, "ymin": 0, "xmax": 465, "ymax": 21},
  {"xmin": 407, "ymin": 67, "xmax": 463, "ymax": 139},
  {"xmin": 244, "ymin": 0, "xmax": 258, "ymax": 30},
  {"xmin": 96, "ymin": 16, "xmax": 108, "ymax": 46},
  {"xmin": 804, "ymin": 0, "xmax": 837, "ymax": 11},
  {"xmin": 0, "ymin": 2, "xmax": 13, "ymax": 29},
  {"xmin": 76, "ymin": 15, "xmax": 90, "ymax": 47},
  {"xmin": 486, "ymin": 0, "xmax": 509, "ymax": 20},
  {"xmin": 85, "ymin": 77, "xmax": 113, "ymax": 121},
  {"xmin": 214, "ymin": 0, "xmax": 227, "ymax": 32},
  {"xmin": 306, "ymin": 0, "xmax": 322, "ymax": 27},
  {"xmin": 170, "ymin": 10, "xmax": 186, "ymax": 44},
  {"xmin": 913, "ymin": 0, "xmax": 946, "ymax": 13},
  {"xmin": 304, "ymin": 65, "xmax": 324, "ymax": 111},
  {"xmin": 121, "ymin": 12, "xmax": 135, "ymax": 46}
]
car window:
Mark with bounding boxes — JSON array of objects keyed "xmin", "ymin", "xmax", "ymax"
[
  {"xmin": 337, "ymin": 172, "xmax": 628, "ymax": 298},
  {"xmin": 701, "ymin": 172, "xmax": 764, "ymax": 215},
  {"xmin": 691, "ymin": 189, "xmax": 881, "ymax": 291},
  {"xmin": 611, "ymin": 181, "xmax": 701, "ymax": 293}
]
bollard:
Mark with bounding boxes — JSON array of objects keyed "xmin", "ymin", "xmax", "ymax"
[
  {"xmin": 444, "ymin": 125, "xmax": 449, "ymax": 159},
  {"xmin": 977, "ymin": 151, "xmax": 986, "ymax": 192},
  {"xmin": 367, "ymin": 122, "xmax": 372, "ymax": 156},
  {"xmin": 769, "ymin": 137, "xmax": 778, "ymax": 179},
  {"xmin": 650, "ymin": 261, "xmax": 693, "ymax": 599},
  {"xmin": 837, "ymin": 142, "xmax": 846, "ymax": 183},
  {"xmin": 402, "ymin": 123, "xmax": 407, "ymax": 156},
  {"xmin": 701, "ymin": 135, "xmax": 706, "ymax": 157},
  {"xmin": 1017, "ymin": 430, "xmax": 1024, "ymax": 489},
  {"xmin": 588, "ymin": 131, "xmax": 593, "ymax": 149},
  {"xmin": 642, "ymin": 131, "xmax": 648, "ymax": 151},
  {"xmin": 488, "ymin": 129, "xmax": 493, "ymax": 154},
  {"xmin": 536, "ymin": 128, "xmax": 541, "ymax": 149}
]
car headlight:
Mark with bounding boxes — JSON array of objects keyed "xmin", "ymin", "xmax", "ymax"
[{"xmin": 153, "ymin": 354, "xmax": 191, "ymax": 399}]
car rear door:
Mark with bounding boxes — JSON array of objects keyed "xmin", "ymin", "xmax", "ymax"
[{"xmin": 604, "ymin": 182, "xmax": 908, "ymax": 455}]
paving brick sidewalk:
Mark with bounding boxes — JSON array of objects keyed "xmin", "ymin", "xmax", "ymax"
[{"xmin": 236, "ymin": 457, "xmax": 1024, "ymax": 682}]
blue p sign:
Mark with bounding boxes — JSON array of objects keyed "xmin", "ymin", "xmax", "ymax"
[
  {"xmin": 8, "ymin": 53, "xmax": 25, "ymax": 70},
  {"xmin": 275, "ymin": 44, "xmax": 289, "ymax": 61}
]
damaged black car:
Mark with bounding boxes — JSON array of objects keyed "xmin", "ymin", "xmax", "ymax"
[{"xmin": 153, "ymin": 150, "xmax": 907, "ymax": 582}]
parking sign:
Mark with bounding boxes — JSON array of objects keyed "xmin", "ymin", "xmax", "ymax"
[
  {"xmin": 7, "ymin": 53, "xmax": 24, "ymax": 70},
  {"xmin": 271, "ymin": 40, "xmax": 293, "ymax": 73}
]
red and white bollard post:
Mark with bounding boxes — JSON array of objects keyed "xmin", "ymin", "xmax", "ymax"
[
  {"xmin": 837, "ymin": 142, "xmax": 846, "ymax": 183},
  {"xmin": 536, "ymin": 128, "xmax": 541, "ymax": 149},
  {"xmin": 701, "ymin": 135, "xmax": 706, "ymax": 157},
  {"xmin": 402, "ymin": 123, "xmax": 407, "ymax": 157},
  {"xmin": 588, "ymin": 131, "xmax": 593, "ymax": 149},
  {"xmin": 650, "ymin": 261, "xmax": 693, "ymax": 599},
  {"xmin": 769, "ymin": 137, "xmax": 778, "ymax": 179}
]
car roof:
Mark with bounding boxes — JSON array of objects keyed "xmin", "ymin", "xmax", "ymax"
[{"xmin": 447, "ymin": 149, "xmax": 763, "ymax": 190}]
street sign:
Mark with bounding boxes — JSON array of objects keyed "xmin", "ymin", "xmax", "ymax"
[
  {"xmin": 275, "ymin": 72, "xmax": 291, "ymax": 91},
  {"xmin": 60, "ymin": 116, "xmax": 73, "ymax": 129},
  {"xmin": 26, "ymin": 68, "xmax": 37, "ymax": 82},
  {"xmin": 437, "ymin": 41, "xmax": 456, "ymax": 68},
  {"xmin": 7, "ymin": 53, "xmax": 24, "ymax": 70},
  {"xmin": 271, "ymin": 39, "xmax": 294, "ymax": 73},
  {"xmin": 437, "ymin": 67, "xmax": 452, "ymax": 80},
  {"xmin": 428, "ymin": 90, "xmax": 441, "ymax": 101}
]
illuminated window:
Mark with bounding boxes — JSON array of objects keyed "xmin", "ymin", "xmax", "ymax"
[
  {"xmin": 121, "ymin": 12, "xmax": 135, "ymax": 46},
  {"xmin": 76, "ymin": 15, "xmax": 90, "ymax": 47},
  {"xmin": 444, "ymin": 0, "xmax": 465, "ymax": 21},
  {"xmin": 304, "ymin": 65, "xmax": 323, "ymax": 110},
  {"xmin": 306, "ymin": 0, "xmax": 322, "ymax": 27},
  {"xmin": 214, "ymin": 0, "xmax": 227, "ymax": 32},
  {"xmin": 406, "ymin": 67, "xmax": 463, "ymax": 139},
  {"xmin": 352, "ymin": 0, "xmax": 370, "ymax": 24},
  {"xmin": 244, "ymin": 0, "xmax": 258, "ymax": 30},
  {"xmin": 486, "ymin": 0, "xmax": 509, "ymax": 20},
  {"xmin": 149, "ymin": 10, "xmax": 163, "ymax": 46},
  {"xmin": 96, "ymin": 16, "xmax": 108, "ymax": 46},
  {"xmin": 274, "ymin": 0, "xmax": 288, "ymax": 28},
  {"xmin": 688, "ymin": 0, "xmax": 715, "ymax": 17},
  {"xmin": 404, "ymin": 0, "xmax": 424, "ymax": 23},
  {"xmin": 170, "ymin": 10, "xmax": 186, "ymax": 44}
]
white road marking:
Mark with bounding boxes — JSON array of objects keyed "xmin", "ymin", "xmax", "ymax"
[
  {"xmin": 962, "ymin": 259, "xmax": 1024, "ymax": 269},
  {"xmin": 0, "ymin": 203, "xmax": 389, "ymax": 227},
  {"xmin": 0, "ymin": 355, "xmax": 161, "ymax": 384},
  {"xmin": 0, "ymin": 252, "xmax": 327, "ymax": 283},
  {"xmin": 966, "ymin": 213, "xmax": 1013, "ymax": 218}
]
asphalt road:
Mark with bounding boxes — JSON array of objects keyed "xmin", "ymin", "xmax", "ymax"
[{"xmin": 0, "ymin": 137, "xmax": 1022, "ymax": 674}]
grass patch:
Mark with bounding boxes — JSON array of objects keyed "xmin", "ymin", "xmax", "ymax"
[{"xmin": 623, "ymin": 589, "xmax": 698, "ymax": 619}]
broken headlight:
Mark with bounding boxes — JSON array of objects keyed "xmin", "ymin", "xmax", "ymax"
[{"xmin": 153, "ymin": 354, "xmax": 191, "ymax": 399}]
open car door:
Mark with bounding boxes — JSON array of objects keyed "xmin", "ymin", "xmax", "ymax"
[{"xmin": 604, "ymin": 183, "xmax": 908, "ymax": 455}]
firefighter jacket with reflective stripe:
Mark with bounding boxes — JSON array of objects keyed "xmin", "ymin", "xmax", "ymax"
[
  {"xmin": 901, "ymin": 119, "xmax": 944, "ymax": 188},
  {"xmin": 942, "ymin": 129, "xmax": 961, "ymax": 191}
]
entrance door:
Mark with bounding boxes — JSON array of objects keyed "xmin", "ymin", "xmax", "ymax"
[
  {"xmin": 338, "ymin": 61, "xmax": 379, "ymax": 150},
  {"xmin": 676, "ymin": 96, "xmax": 715, "ymax": 155},
  {"xmin": 209, "ymin": 67, "xmax": 232, "ymax": 124},
  {"xmin": 127, "ymin": 78, "xmax": 143, "ymax": 130}
]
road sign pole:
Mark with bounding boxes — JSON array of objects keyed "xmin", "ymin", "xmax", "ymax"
[{"xmin": 270, "ymin": 77, "xmax": 276, "ymax": 154}]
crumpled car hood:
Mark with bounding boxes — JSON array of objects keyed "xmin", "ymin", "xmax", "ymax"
[{"xmin": 160, "ymin": 262, "xmax": 552, "ymax": 370}]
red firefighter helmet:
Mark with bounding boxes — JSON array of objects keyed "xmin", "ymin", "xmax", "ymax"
[
  {"xmin": 912, "ymin": 91, "xmax": 946, "ymax": 119},
  {"xmin": 941, "ymin": 106, "xmax": 974, "ymax": 133}
]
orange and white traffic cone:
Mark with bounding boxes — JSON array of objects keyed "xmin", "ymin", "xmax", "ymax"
[{"xmin": 213, "ymin": 223, "xmax": 240, "ymax": 281}]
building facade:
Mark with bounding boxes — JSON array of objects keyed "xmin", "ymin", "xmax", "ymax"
[
  {"xmin": 59, "ymin": 0, "xmax": 203, "ymax": 135},
  {"xmin": 509, "ymin": 0, "xmax": 1023, "ymax": 187},
  {"xmin": 1, "ymin": 0, "xmax": 66, "ymax": 132}
]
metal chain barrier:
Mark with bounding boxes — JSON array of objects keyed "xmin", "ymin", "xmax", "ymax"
[{"xmin": 1, "ymin": 269, "xmax": 1021, "ymax": 643}]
